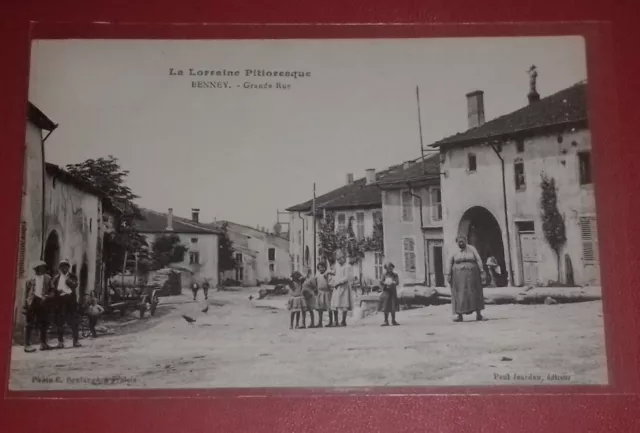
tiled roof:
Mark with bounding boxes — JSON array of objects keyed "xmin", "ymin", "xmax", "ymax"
[
  {"xmin": 28, "ymin": 102, "xmax": 57, "ymax": 131},
  {"xmin": 136, "ymin": 208, "xmax": 221, "ymax": 235},
  {"xmin": 285, "ymin": 163, "xmax": 410, "ymax": 212},
  {"xmin": 45, "ymin": 163, "xmax": 107, "ymax": 198},
  {"xmin": 432, "ymin": 82, "xmax": 588, "ymax": 148},
  {"xmin": 376, "ymin": 154, "xmax": 441, "ymax": 188}
]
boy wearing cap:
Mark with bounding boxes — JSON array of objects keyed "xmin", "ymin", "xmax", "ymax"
[
  {"xmin": 23, "ymin": 261, "xmax": 53, "ymax": 352},
  {"xmin": 50, "ymin": 259, "xmax": 81, "ymax": 348}
]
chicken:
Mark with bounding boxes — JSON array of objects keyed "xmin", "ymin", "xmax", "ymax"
[
  {"xmin": 182, "ymin": 314, "xmax": 196, "ymax": 324},
  {"xmin": 248, "ymin": 295, "xmax": 254, "ymax": 300},
  {"xmin": 201, "ymin": 305, "xmax": 209, "ymax": 314}
]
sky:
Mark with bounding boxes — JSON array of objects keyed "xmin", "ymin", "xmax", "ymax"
[{"xmin": 29, "ymin": 36, "xmax": 587, "ymax": 231}]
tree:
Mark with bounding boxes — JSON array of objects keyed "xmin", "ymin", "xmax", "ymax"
[
  {"xmin": 540, "ymin": 174, "xmax": 567, "ymax": 282},
  {"xmin": 151, "ymin": 234, "xmax": 187, "ymax": 270},
  {"xmin": 318, "ymin": 212, "xmax": 339, "ymax": 264},
  {"xmin": 217, "ymin": 222, "xmax": 235, "ymax": 280},
  {"xmin": 65, "ymin": 156, "xmax": 146, "ymax": 279}
]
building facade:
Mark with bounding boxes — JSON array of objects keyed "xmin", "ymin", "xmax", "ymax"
[
  {"xmin": 137, "ymin": 208, "xmax": 221, "ymax": 287},
  {"xmin": 216, "ymin": 221, "xmax": 290, "ymax": 285},
  {"xmin": 434, "ymin": 82, "xmax": 598, "ymax": 287},
  {"xmin": 287, "ymin": 169, "xmax": 392, "ymax": 283},
  {"xmin": 16, "ymin": 103, "xmax": 115, "ymax": 332},
  {"xmin": 378, "ymin": 157, "xmax": 446, "ymax": 286}
]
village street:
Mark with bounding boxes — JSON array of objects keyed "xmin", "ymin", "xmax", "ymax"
[{"xmin": 9, "ymin": 287, "xmax": 607, "ymax": 390}]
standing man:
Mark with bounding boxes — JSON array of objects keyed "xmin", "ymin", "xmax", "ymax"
[
  {"xmin": 23, "ymin": 261, "xmax": 53, "ymax": 353},
  {"xmin": 51, "ymin": 259, "xmax": 81, "ymax": 348},
  {"xmin": 202, "ymin": 280, "xmax": 210, "ymax": 300}
]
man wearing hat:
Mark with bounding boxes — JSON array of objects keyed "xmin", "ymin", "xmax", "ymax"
[
  {"xmin": 50, "ymin": 259, "xmax": 81, "ymax": 348},
  {"xmin": 23, "ymin": 260, "xmax": 53, "ymax": 352}
]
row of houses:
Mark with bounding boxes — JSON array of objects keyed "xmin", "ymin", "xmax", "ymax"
[
  {"xmin": 133, "ymin": 209, "xmax": 290, "ymax": 287},
  {"xmin": 286, "ymin": 80, "xmax": 600, "ymax": 288}
]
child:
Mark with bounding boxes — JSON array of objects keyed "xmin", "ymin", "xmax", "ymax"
[
  {"xmin": 86, "ymin": 292, "xmax": 104, "ymax": 338},
  {"xmin": 202, "ymin": 280, "xmax": 210, "ymax": 300},
  {"xmin": 191, "ymin": 282, "xmax": 199, "ymax": 301},
  {"xmin": 379, "ymin": 262, "xmax": 400, "ymax": 326},
  {"xmin": 287, "ymin": 271, "xmax": 306, "ymax": 329},
  {"xmin": 304, "ymin": 262, "xmax": 332, "ymax": 327}
]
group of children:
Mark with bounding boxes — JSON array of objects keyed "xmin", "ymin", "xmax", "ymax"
[{"xmin": 287, "ymin": 251, "xmax": 401, "ymax": 329}]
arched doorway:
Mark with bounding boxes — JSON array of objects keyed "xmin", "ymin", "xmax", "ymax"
[
  {"xmin": 458, "ymin": 207, "xmax": 506, "ymax": 286},
  {"xmin": 43, "ymin": 230, "xmax": 60, "ymax": 275}
]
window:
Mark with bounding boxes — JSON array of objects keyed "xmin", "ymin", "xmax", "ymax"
[
  {"xmin": 356, "ymin": 212, "xmax": 365, "ymax": 239},
  {"xmin": 374, "ymin": 252, "xmax": 384, "ymax": 280},
  {"xmin": 402, "ymin": 237, "xmax": 416, "ymax": 274},
  {"xmin": 235, "ymin": 253, "xmax": 243, "ymax": 264},
  {"xmin": 514, "ymin": 159, "xmax": 526, "ymax": 191},
  {"xmin": 269, "ymin": 263, "xmax": 275, "ymax": 272},
  {"xmin": 516, "ymin": 139, "xmax": 525, "ymax": 153},
  {"xmin": 580, "ymin": 216, "xmax": 599, "ymax": 263},
  {"xmin": 430, "ymin": 187, "xmax": 442, "ymax": 221},
  {"xmin": 189, "ymin": 252, "xmax": 200, "ymax": 264},
  {"xmin": 373, "ymin": 211, "xmax": 382, "ymax": 224},
  {"xmin": 268, "ymin": 248, "xmax": 276, "ymax": 261},
  {"xmin": 337, "ymin": 213, "xmax": 347, "ymax": 233},
  {"xmin": 191, "ymin": 238, "xmax": 198, "ymax": 244},
  {"xmin": 468, "ymin": 153, "xmax": 477, "ymax": 172},
  {"xmin": 401, "ymin": 190, "xmax": 414, "ymax": 222},
  {"xmin": 579, "ymin": 151, "xmax": 592, "ymax": 185}
]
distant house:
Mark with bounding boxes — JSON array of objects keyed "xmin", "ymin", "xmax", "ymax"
[
  {"xmin": 431, "ymin": 81, "xmax": 597, "ymax": 286},
  {"xmin": 16, "ymin": 103, "xmax": 117, "ymax": 333},
  {"xmin": 377, "ymin": 155, "xmax": 445, "ymax": 286},
  {"xmin": 135, "ymin": 208, "xmax": 221, "ymax": 287},
  {"xmin": 212, "ymin": 221, "xmax": 290, "ymax": 286},
  {"xmin": 286, "ymin": 168, "xmax": 400, "ymax": 282}
]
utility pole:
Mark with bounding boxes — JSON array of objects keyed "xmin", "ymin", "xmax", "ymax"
[
  {"xmin": 313, "ymin": 183, "xmax": 317, "ymax": 270},
  {"xmin": 417, "ymin": 86, "xmax": 426, "ymax": 174}
]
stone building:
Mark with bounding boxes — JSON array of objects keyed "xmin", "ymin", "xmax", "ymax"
[
  {"xmin": 15, "ymin": 103, "xmax": 116, "ymax": 332},
  {"xmin": 432, "ymin": 81, "xmax": 598, "ymax": 287},
  {"xmin": 213, "ymin": 221, "xmax": 290, "ymax": 286},
  {"xmin": 287, "ymin": 168, "xmax": 396, "ymax": 283},
  {"xmin": 377, "ymin": 155, "xmax": 446, "ymax": 286},
  {"xmin": 136, "ymin": 208, "xmax": 221, "ymax": 287}
]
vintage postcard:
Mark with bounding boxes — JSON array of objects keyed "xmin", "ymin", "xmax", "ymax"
[{"xmin": 9, "ymin": 36, "xmax": 607, "ymax": 390}]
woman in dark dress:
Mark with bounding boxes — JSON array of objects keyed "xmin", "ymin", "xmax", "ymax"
[
  {"xmin": 447, "ymin": 236, "xmax": 486, "ymax": 322},
  {"xmin": 379, "ymin": 262, "xmax": 400, "ymax": 326}
]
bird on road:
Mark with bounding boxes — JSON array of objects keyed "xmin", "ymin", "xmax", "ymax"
[
  {"xmin": 201, "ymin": 305, "xmax": 209, "ymax": 314},
  {"xmin": 182, "ymin": 314, "xmax": 196, "ymax": 324},
  {"xmin": 248, "ymin": 295, "xmax": 254, "ymax": 300}
]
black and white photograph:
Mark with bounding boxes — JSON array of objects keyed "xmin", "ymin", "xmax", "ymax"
[{"xmin": 9, "ymin": 36, "xmax": 607, "ymax": 390}]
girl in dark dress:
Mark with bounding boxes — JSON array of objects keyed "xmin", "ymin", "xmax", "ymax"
[{"xmin": 379, "ymin": 262, "xmax": 400, "ymax": 326}]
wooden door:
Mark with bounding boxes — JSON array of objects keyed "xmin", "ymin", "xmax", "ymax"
[{"xmin": 519, "ymin": 232, "xmax": 538, "ymax": 286}]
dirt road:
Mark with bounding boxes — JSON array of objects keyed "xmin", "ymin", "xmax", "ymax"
[{"xmin": 9, "ymin": 286, "xmax": 607, "ymax": 390}]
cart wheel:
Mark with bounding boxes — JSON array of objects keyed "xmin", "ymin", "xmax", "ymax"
[{"xmin": 149, "ymin": 290, "xmax": 159, "ymax": 316}]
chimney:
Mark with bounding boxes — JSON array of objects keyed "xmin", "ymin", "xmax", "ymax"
[
  {"xmin": 365, "ymin": 168, "xmax": 376, "ymax": 185},
  {"xmin": 466, "ymin": 90, "xmax": 485, "ymax": 129},
  {"xmin": 191, "ymin": 208, "xmax": 200, "ymax": 223},
  {"xmin": 166, "ymin": 208, "xmax": 174, "ymax": 231},
  {"xmin": 346, "ymin": 173, "xmax": 354, "ymax": 185},
  {"xmin": 527, "ymin": 65, "xmax": 540, "ymax": 105}
]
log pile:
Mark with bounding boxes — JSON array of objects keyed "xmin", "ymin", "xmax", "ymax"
[{"xmin": 397, "ymin": 285, "xmax": 601, "ymax": 306}]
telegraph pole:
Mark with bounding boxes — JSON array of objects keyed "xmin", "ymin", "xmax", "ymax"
[{"xmin": 313, "ymin": 183, "xmax": 317, "ymax": 270}]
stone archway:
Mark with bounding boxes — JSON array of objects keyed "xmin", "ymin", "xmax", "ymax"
[
  {"xmin": 43, "ymin": 230, "xmax": 60, "ymax": 275},
  {"xmin": 458, "ymin": 206, "xmax": 506, "ymax": 286}
]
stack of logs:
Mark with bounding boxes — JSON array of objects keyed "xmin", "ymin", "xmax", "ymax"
[{"xmin": 396, "ymin": 285, "xmax": 602, "ymax": 307}]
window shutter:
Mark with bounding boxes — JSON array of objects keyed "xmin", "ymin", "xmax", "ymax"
[
  {"xmin": 403, "ymin": 238, "xmax": 416, "ymax": 273},
  {"xmin": 580, "ymin": 217, "xmax": 598, "ymax": 263}
]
